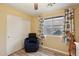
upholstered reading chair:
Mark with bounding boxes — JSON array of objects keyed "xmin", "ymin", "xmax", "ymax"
[{"xmin": 24, "ymin": 33, "xmax": 39, "ymax": 52}]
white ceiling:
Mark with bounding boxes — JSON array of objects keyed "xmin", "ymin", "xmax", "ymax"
[{"xmin": 6, "ymin": 3, "xmax": 78, "ymax": 16}]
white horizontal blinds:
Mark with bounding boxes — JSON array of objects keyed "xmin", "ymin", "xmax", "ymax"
[{"xmin": 43, "ymin": 17, "xmax": 64, "ymax": 36}]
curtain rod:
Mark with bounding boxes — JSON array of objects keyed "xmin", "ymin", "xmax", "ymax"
[{"xmin": 44, "ymin": 16, "xmax": 65, "ymax": 20}]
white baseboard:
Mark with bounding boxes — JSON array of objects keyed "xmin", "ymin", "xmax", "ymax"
[{"xmin": 41, "ymin": 45, "xmax": 69, "ymax": 55}]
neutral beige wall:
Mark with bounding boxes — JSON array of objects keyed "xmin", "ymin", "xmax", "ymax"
[
  {"xmin": 31, "ymin": 16, "xmax": 39, "ymax": 34},
  {"xmin": 0, "ymin": 4, "xmax": 33, "ymax": 56},
  {"xmin": 0, "ymin": 4, "xmax": 33, "ymax": 20},
  {"xmin": 0, "ymin": 12, "xmax": 6, "ymax": 56},
  {"xmin": 75, "ymin": 7, "xmax": 79, "ymax": 42},
  {"xmin": 31, "ymin": 5, "xmax": 79, "ymax": 54}
]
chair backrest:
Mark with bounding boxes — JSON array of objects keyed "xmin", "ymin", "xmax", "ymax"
[
  {"xmin": 27, "ymin": 33, "xmax": 38, "ymax": 43},
  {"xmin": 29, "ymin": 33, "xmax": 36, "ymax": 38}
]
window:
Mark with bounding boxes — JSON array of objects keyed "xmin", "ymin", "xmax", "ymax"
[{"xmin": 43, "ymin": 16, "xmax": 65, "ymax": 36}]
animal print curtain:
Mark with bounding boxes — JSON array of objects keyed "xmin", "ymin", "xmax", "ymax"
[
  {"xmin": 64, "ymin": 8, "xmax": 75, "ymax": 42},
  {"xmin": 38, "ymin": 16, "xmax": 44, "ymax": 40}
]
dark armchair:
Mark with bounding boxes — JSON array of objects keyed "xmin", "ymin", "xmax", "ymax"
[{"xmin": 24, "ymin": 33, "xmax": 39, "ymax": 52}]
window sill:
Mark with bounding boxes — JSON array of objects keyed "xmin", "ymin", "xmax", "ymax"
[{"xmin": 44, "ymin": 35, "xmax": 64, "ymax": 37}]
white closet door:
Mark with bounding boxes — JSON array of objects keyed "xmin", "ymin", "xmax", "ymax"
[{"xmin": 6, "ymin": 15, "xmax": 31, "ymax": 55}]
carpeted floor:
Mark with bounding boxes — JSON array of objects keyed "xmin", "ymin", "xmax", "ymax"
[{"xmin": 9, "ymin": 49, "xmax": 66, "ymax": 56}]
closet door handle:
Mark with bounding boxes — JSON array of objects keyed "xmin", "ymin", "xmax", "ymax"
[{"xmin": 8, "ymin": 36, "xmax": 10, "ymax": 38}]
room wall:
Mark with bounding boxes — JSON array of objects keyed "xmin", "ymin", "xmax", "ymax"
[
  {"xmin": 0, "ymin": 4, "xmax": 33, "ymax": 55},
  {"xmin": 74, "ymin": 6, "xmax": 79, "ymax": 42},
  {"xmin": 0, "ymin": 12, "xmax": 6, "ymax": 56},
  {"xmin": 31, "ymin": 16, "xmax": 39, "ymax": 34},
  {"xmin": 31, "ymin": 5, "xmax": 79, "ymax": 55}
]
